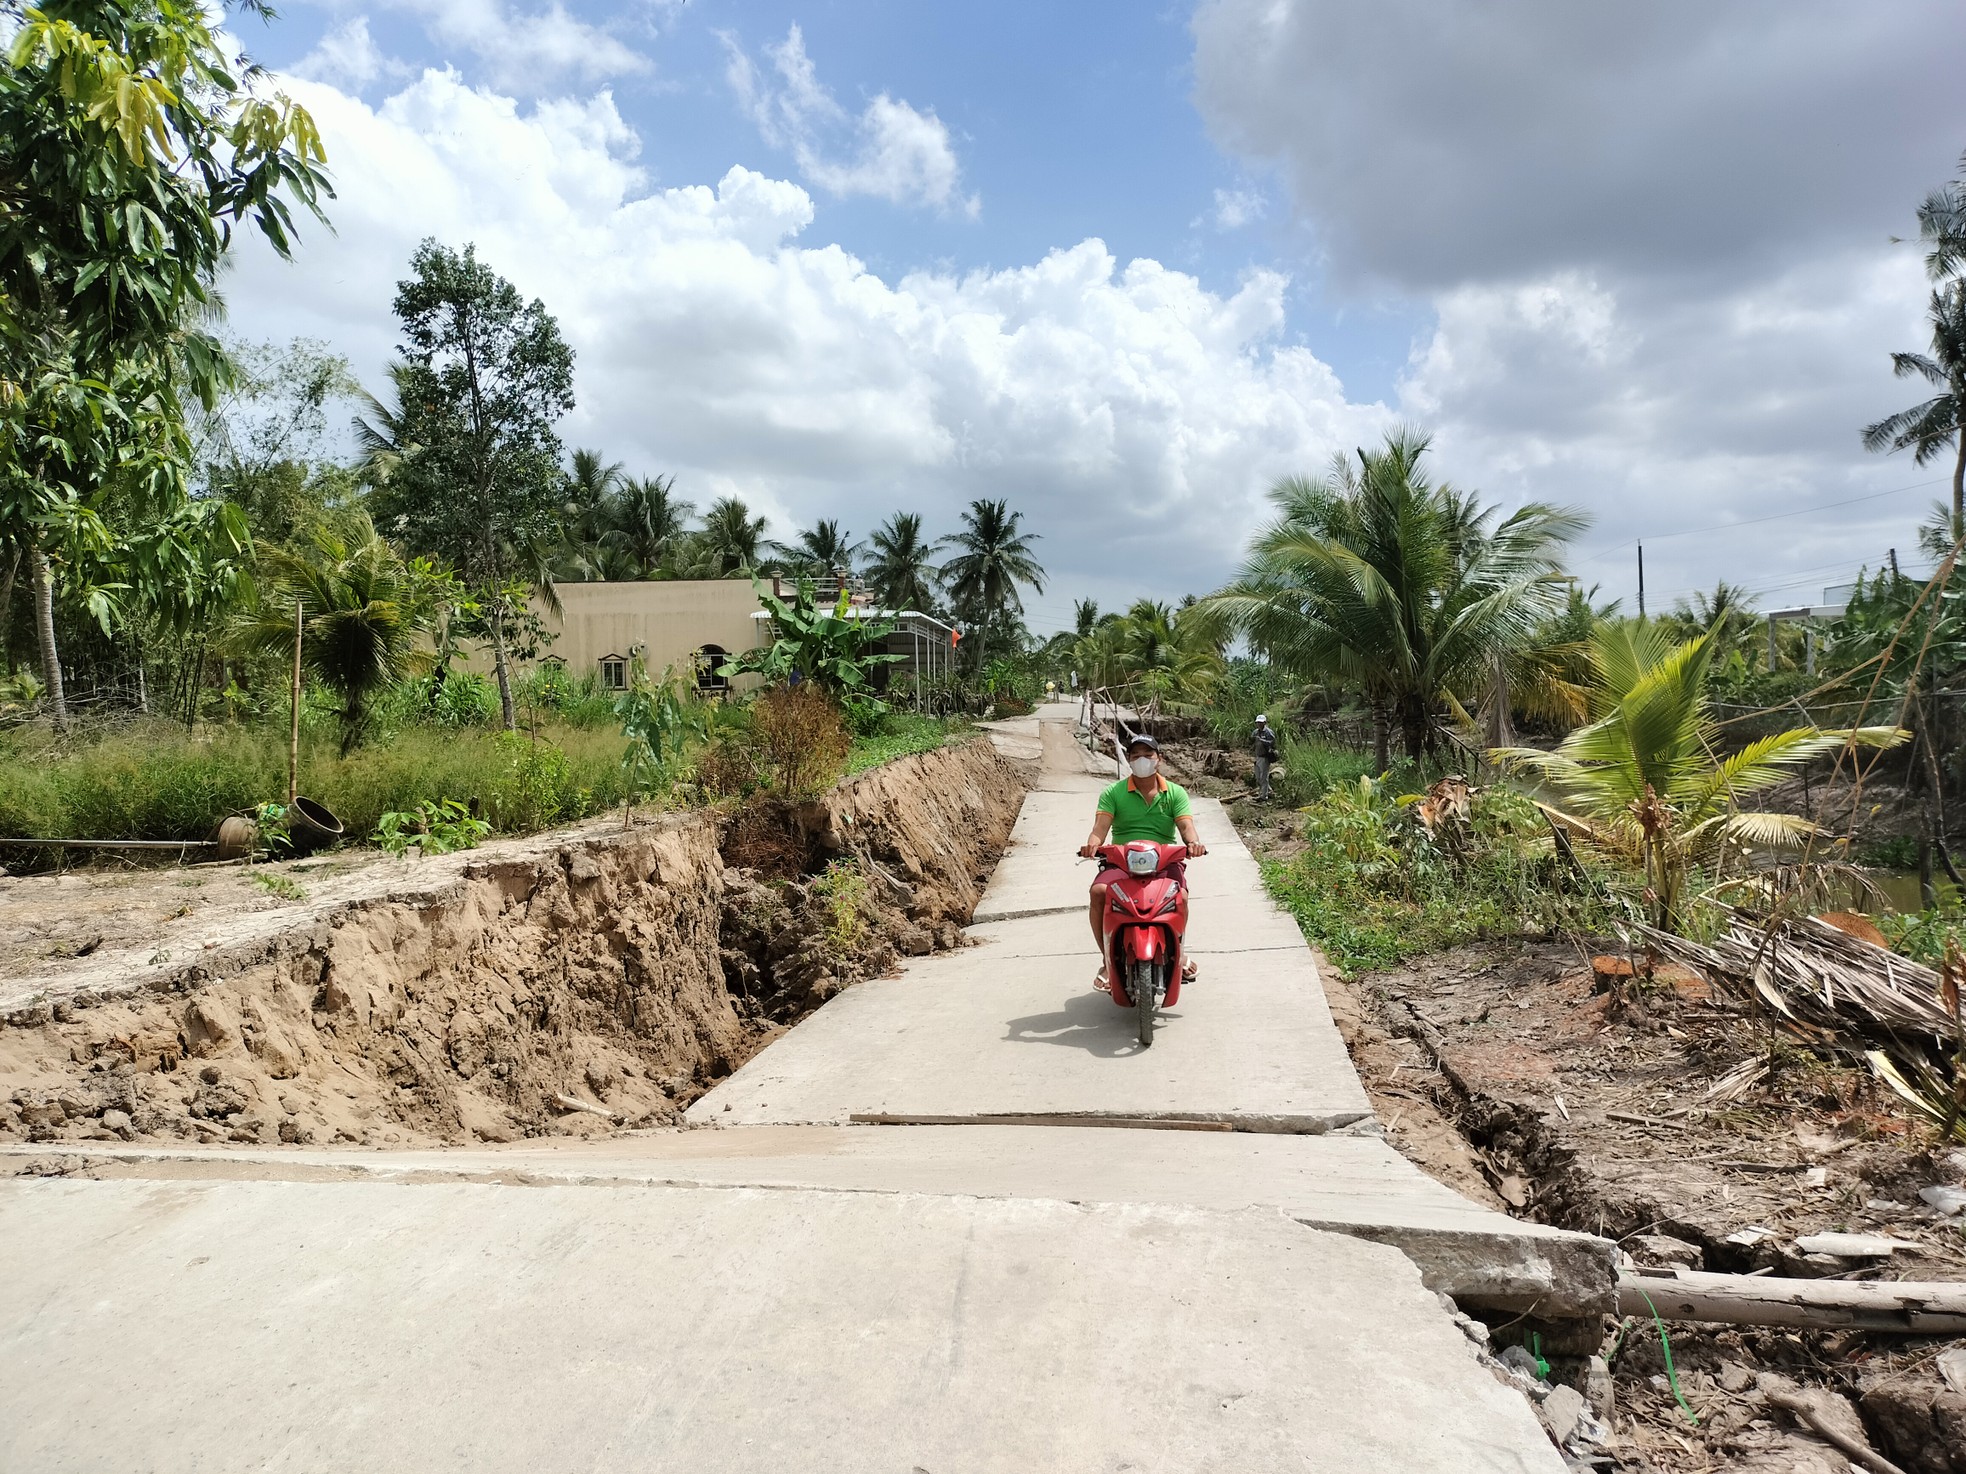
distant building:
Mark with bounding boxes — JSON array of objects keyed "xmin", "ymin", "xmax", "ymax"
[{"xmin": 473, "ymin": 578, "xmax": 959, "ymax": 704}]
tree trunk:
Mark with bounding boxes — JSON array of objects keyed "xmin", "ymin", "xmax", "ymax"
[
  {"xmin": 0, "ymin": 545, "xmax": 18, "ymax": 676},
  {"xmin": 30, "ymin": 548, "xmax": 66, "ymax": 730},
  {"xmin": 490, "ymin": 603, "xmax": 517, "ymax": 730},
  {"xmin": 1371, "ymin": 705, "xmax": 1389, "ymax": 775},
  {"xmin": 1953, "ymin": 424, "xmax": 1965, "ymax": 539},
  {"xmin": 1483, "ymin": 653, "xmax": 1514, "ymax": 752}
]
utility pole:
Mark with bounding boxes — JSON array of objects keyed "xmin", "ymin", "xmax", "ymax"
[{"xmin": 1636, "ymin": 541, "xmax": 1646, "ymax": 620}]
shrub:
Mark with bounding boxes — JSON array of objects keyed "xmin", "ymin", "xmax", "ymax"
[
  {"xmin": 812, "ymin": 858, "xmax": 871, "ymax": 950},
  {"xmin": 696, "ymin": 738, "xmax": 760, "ymax": 799},
  {"xmin": 374, "ymin": 799, "xmax": 492, "ymax": 858},
  {"xmin": 1263, "ymin": 776, "xmax": 1610, "ymax": 974},
  {"xmin": 752, "ymin": 686, "xmax": 850, "ymax": 798}
]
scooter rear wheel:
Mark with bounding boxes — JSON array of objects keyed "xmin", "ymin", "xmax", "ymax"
[{"xmin": 1130, "ymin": 957, "xmax": 1155, "ymax": 1047}]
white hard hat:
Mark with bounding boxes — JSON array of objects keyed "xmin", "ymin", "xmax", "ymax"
[{"xmin": 1255, "ymin": 713, "xmax": 1268, "ymax": 722}]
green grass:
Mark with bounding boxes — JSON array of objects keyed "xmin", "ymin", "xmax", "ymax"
[
  {"xmin": 0, "ymin": 720, "xmax": 633, "ymax": 851},
  {"xmin": 1259, "ymin": 778, "xmax": 1612, "ymax": 974},
  {"xmin": 845, "ymin": 713, "xmax": 967, "ymax": 775}
]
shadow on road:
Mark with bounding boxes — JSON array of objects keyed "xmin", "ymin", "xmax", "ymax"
[{"xmin": 1004, "ymin": 992, "xmax": 1185, "ymax": 1056}]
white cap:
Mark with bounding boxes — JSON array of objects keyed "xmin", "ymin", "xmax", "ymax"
[{"xmin": 1255, "ymin": 714, "xmax": 1267, "ymax": 722}]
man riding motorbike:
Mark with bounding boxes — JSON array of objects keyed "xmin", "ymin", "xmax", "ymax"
[{"xmin": 1078, "ymin": 734, "xmax": 1207, "ymax": 991}]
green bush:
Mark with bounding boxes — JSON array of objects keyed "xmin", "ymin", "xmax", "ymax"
[{"xmin": 1262, "ymin": 777, "xmax": 1610, "ymax": 974}]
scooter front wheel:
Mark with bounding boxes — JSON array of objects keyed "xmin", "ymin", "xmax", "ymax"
[{"xmin": 1130, "ymin": 957, "xmax": 1156, "ymax": 1047}]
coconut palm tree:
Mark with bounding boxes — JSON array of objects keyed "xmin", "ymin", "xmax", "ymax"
[
  {"xmin": 1496, "ymin": 622, "xmax": 1903, "ymax": 931},
  {"xmin": 602, "ymin": 475, "xmax": 694, "ymax": 579},
  {"xmin": 1864, "ymin": 286, "xmax": 1966, "ymax": 540},
  {"xmin": 1110, "ymin": 599, "xmax": 1223, "ymax": 707},
  {"xmin": 1201, "ymin": 428, "xmax": 1586, "ymax": 769},
  {"xmin": 688, "ymin": 496, "xmax": 770, "ymax": 577},
  {"xmin": 774, "ymin": 519, "xmax": 864, "ymax": 581},
  {"xmin": 234, "ymin": 514, "xmax": 446, "ymax": 753},
  {"xmin": 1073, "ymin": 598, "xmax": 1101, "ymax": 639},
  {"xmin": 1910, "ymin": 151, "xmax": 1966, "ymax": 287},
  {"xmin": 1664, "ymin": 580, "xmax": 1759, "ymax": 662},
  {"xmin": 866, "ymin": 512, "xmax": 940, "ymax": 612},
  {"xmin": 350, "ymin": 364, "xmax": 418, "ymax": 490},
  {"xmin": 939, "ymin": 499, "xmax": 1044, "ymax": 671}
]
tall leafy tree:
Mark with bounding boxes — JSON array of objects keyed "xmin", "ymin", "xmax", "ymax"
[
  {"xmin": 939, "ymin": 498, "xmax": 1045, "ymax": 671},
  {"xmin": 865, "ymin": 512, "xmax": 939, "ymax": 612},
  {"xmin": 0, "ymin": 0, "xmax": 330, "ymax": 725},
  {"xmin": 1201, "ymin": 429, "xmax": 1585, "ymax": 768},
  {"xmin": 372, "ymin": 239, "xmax": 575, "ymax": 728},
  {"xmin": 1863, "ymin": 285, "xmax": 1966, "ymax": 540}
]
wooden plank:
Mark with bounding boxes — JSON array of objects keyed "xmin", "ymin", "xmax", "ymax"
[{"xmin": 1622, "ymin": 1271, "xmax": 1966, "ymax": 1334}]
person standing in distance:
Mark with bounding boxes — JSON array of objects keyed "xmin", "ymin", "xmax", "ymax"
[{"xmin": 1252, "ymin": 714, "xmax": 1279, "ymax": 801}]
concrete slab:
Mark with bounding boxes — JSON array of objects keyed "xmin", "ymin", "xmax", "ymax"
[
  {"xmin": 693, "ymin": 785, "xmax": 1369, "ymax": 1132},
  {"xmin": 0, "ymin": 1175, "xmax": 1567, "ymax": 1473},
  {"xmin": 3, "ymin": 1128, "xmax": 1616, "ymax": 1314}
]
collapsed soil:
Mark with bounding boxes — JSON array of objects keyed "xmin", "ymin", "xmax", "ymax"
[{"xmin": 0, "ymin": 737, "xmax": 1023, "ymax": 1152}]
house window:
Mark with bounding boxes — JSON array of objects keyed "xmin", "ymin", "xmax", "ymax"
[
  {"xmin": 599, "ymin": 655, "xmax": 627, "ymax": 690},
  {"xmin": 695, "ymin": 645, "xmax": 729, "ymax": 693}
]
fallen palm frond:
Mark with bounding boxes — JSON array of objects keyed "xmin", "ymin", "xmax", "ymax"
[{"xmin": 1634, "ymin": 906, "xmax": 1966, "ymax": 1139}]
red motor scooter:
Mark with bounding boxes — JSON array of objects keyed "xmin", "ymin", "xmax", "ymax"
[{"xmin": 1093, "ymin": 840, "xmax": 1191, "ymax": 1047}]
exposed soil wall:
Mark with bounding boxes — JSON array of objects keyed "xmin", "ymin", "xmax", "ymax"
[{"xmin": 0, "ymin": 738, "xmax": 1024, "ymax": 1149}]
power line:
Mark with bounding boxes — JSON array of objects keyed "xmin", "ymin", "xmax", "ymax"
[{"xmin": 1572, "ymin": 474, "xmax": 1949, "ymax": 567}]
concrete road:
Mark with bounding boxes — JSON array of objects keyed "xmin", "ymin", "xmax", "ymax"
[
  {"xmin": 3, "ymin": 1127, "xmax": 1615, "ymax": 1315},
  {"xmin": 688, "ymin": 786, "xmax": 1373, "ymax": 1132},
  {"xmin": 0, "ymin": 709, "xmax": 1582, "ymax": 1471},
  {"xmin": 1, "ymin": 1177, "xmax": 1562, "ymax": 1473}
]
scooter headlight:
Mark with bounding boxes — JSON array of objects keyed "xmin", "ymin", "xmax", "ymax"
[{"xmin": 1126, "ymin": 847, "xmax": 1158, "ymax": 876}]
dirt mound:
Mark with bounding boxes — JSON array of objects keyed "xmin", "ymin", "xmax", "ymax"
[{"xmin": 0, "ymin": 738, "xmax": 1023, "ymax": 1149}]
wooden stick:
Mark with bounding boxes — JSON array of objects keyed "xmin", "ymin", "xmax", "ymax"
[
  {"xmin": 288, "ymin": 600, "xmax": 303, "ymax": 808},
  {"xmin": 1622, "ymin": 1271, "xmax": 1966, "ymax": 1334},
  {"xmin": 1760, "ymin": 1382, "xmax": 1910, "ymax": 1474},
  {"xmin": 551, "ymin": 1093, "xmax": 616, "ymax": 1120}
]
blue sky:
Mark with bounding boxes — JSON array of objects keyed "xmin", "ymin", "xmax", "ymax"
[{"xmin": 228, "ymin": 1, "xmax": 1966, "ymax": 629}]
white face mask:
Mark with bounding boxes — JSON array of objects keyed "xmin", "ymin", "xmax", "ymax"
[{"xmin": 1129, "ymin": 756, "xmax": 1157, "ymax": 779}]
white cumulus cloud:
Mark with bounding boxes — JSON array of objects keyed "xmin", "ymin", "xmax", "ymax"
[
  {"xmin": 361, "ymin": 0, "xmax": 649, "ymax": 90},
  {"xmin": 228, "ymin": 67, "xmax": 1384, "ymax": 621},
  {"xmin": 1192, "ymin": 0, "xmax": 1965, "ymax": 610},
  {"xmin": 726, "ymin": 24, "xmax": 977, "ymax": 217},
  {"xmin": 291, "ymin": 16, "xmax": 405, "ymax": 91}
]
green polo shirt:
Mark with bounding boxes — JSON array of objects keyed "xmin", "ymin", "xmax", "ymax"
[{"xmin": 1097, "ymin": 776, "xmax": 1192, "ymax": 844}]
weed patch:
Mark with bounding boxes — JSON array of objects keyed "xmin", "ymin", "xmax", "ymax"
[{"xmin": 1261, "ymin": 777, "xmax": 1611, "ymax": 974}]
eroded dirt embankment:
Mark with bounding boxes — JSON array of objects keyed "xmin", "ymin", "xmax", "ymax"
[{"xmin": 0, "ymin": 738, "xmax": 1023, "ymax": 1149}]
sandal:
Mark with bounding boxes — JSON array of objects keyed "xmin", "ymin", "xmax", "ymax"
[
  {"xmin": 1093, "ymin": 965, "xmax": 1110, "ymax": 993},
  {"xmin": 1182, "ymin": 960, "xmax": 1198, "ymax": 983}
]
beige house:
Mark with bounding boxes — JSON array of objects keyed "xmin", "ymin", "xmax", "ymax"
[
  {"xmin": 466, "ymin": 580, "xmax": 764, "ymax": 692},
  {"xmin": 472, "ymin": 578, "xmax": 960, "ymax": 703}
]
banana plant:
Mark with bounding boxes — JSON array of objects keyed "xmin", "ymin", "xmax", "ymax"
[{"xmin": 717, "ymin": 579, "xmax": 903, "ymax": 695}]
